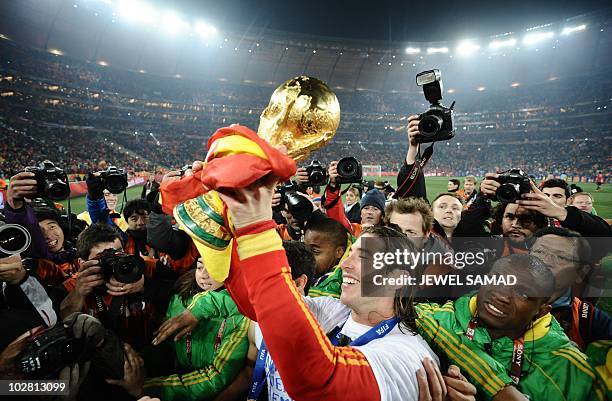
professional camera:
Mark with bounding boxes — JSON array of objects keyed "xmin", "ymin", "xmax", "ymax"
[
  {"xmin": 99, "ymin": 166, "xmax": 128, "ymax": 194},
  {"xmin": 0, "ymin": 223, "xmax": 31, "ymax": 258},
  {"xmin": 17, "ymin": 318, "xmax": 125, "ymax": 380},
  {"xmin": 305, "ymin": 160, "xmax": 328, "ymax": 186},
  {"xmin": 495, "ymin": 169, "xmax": 532, "ymax": 203},
  {"xmin": 96, "ymin": 249, "xmax": 145, "ymax": 286},
  {"xmin": 17, "ymin": 324, "xmax": 93, "ymax": 379},
  {"xmin": 336, "ymin": 157, "xmax": 363, "ymax": 184},
  {"xmin": 24, "ymin": 161, "xmax": 71, "ymax": 201},
  {"xmin": 274, "ymin": 183, "xmax": 314, "ymax": 223},
  {"xmin": 416, "ymin": 69, "xmax": 456, "ymax": 143}
]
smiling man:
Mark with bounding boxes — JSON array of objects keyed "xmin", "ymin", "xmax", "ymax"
[{"xmin": 415, "ymin": 254, "xmax": 604, "ymax": 401}]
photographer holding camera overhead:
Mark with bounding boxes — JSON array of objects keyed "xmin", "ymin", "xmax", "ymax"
[
  {"xmin": 83, "ymin": 166, "xmax": 130, "ymax": 235},
  {"xmin": 3, "ymin": 162, "xmax": 87, "ymax": 291},
  {"xmin": 395, "ymin": 71, "xmax": 491, "ymax": 244}
]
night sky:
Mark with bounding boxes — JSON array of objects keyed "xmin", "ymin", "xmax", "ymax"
[{"xmin": 153, "ymin": 0, "xmax": 611, "ymax": 41}]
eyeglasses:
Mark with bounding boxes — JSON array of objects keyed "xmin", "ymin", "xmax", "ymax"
[{"xmin": 531, "ymin": 248, "xmax": 579, "ymax": 265}]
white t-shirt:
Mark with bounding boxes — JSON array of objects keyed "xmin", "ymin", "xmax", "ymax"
[{"xmin": 254, "ymin": 296, "xmax": 439, "ymax": 401}]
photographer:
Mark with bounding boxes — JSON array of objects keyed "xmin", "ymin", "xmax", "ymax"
[
  {"xmin": 481, "ymin": 174, "xmax": 611, "ymax": 238},
  {"xmin": 0, "ymin": 311, "xmax": 130, "ymax": 401},
  {"xmin": 80, "ymin": 170, "xmax": 128, "ymax": 232},
  {"xmin": 395, "ymin": 117, "xmax": 492, "ymax": 242},
  {"xmin": 323, "ymin": 161, "xmax": 385, "ymax": 236},
  {"xmin": 60, "ymin": 223, "xmax": 175, "ymax": 350},
  {"xmin": 140, "ymin": 173, "xmax": 160, "ymax": 200}
]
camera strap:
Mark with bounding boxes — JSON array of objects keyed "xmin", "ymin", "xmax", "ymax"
[{"xmin": 394, "ymin": 143, "xmax": 434, "ymax": 199}]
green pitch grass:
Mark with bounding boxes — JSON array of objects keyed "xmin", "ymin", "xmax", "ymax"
[{"xmin": 61, "ymin": 177, "xmax": 612, "ymax": 219}]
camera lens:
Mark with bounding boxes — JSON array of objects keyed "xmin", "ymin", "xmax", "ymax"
[
  {"xmin": 419, "ymin": 115, "xmax": 443, "ymax": 136},
  {"xmin": 497, "ymin": 183, "xmax": 520, "ymax": 203},
  {"xmin": 46, "ymin": 181, "xmax": 71, "ymax": 201},
  {"xmin": 105, "ymin": 175, "xmax": 127, "ymax": 194},
  {"xmin": 338, "ymin": 159, "xmax": 357, "ymax": 176},
  {"xmin": 309, "ymin": 170, "xmax": 326, "ymax": 186},
  {"xmin": 0, "ymin": 224, "xmax": 31, "ymax": 257}
]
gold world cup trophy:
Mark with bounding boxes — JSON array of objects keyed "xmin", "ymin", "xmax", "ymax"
[{"xmin": 166, "ymin": 76, "xmax": 340, "ymax": 281}]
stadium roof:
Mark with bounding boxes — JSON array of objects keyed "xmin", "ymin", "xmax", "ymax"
[{"xmin": 1, "ymin": 0, "xmax": 611, "ymax": 92}]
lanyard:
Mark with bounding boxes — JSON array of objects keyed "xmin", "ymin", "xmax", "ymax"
[
  {"xmin": 248, "ymin": 316, "xmax": 400, "ymax": 400},
  {"xmin": 248, "ymin": 342, "xmax": 269, "ymax": 400},
  {"xmin": 329, "ymin": 316, "xmax": 400, "ymax": 347},
  {"xmin": 466, "ymin": 317, "xmax": 525, "ymax": 385}
]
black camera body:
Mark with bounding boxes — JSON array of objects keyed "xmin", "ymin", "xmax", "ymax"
[
  {"xmin": 97, "ymin": 249, "xmax": 145, "ymax": 286},
  {"xmin": 336, "ymin": 157, "xmax": 363, "ymax": 184},
  {"xmin": 0, "ymin": 224, "xmax": 31, "ymax": 258},
  {"xmin": 24, "ymin": 161, "xmax": 71, "ymax": 201},
  {"xmin": 18, "ymin": 325, "xmax": 90, "ymax": 379},
  {"xmin": 274, "ymin": 183, "xmax": 314, "ymax": 223},
  {"xmin": 496, "ymin": 169, "xmax": 531, "ymax": 203},
  {"xmin": 99, "ymin": 166, "xmax": 128, "ymax": 194},
  {"xmin": 305, "ymin": 160, "xmax": 328, "ymax": 186},
  {"xmin": 416, "ymin": 69, "xmax": 456, "ymax": 143}
]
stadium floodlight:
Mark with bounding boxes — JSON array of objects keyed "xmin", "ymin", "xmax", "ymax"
[
  {"xmin": 456, "ymin": 41, "xmax": 480, "ymax": 56},
  {"xmin": 523, "ymin": 31, "xmax": 554, "ymax": 45},
  {"xmin": 477, "ymin": 86, "xmax": 486, "ymax": 91},
  {"xmin": 488, "ymin": 38, "xmax": 517, "ymax": 49},
  {"xmin": 405, "ymin": 47, "xmax": 421, "ymax": 54},
  {"xmin": 562, "ymin": 24, "xmax": 586, "ymax": 35},
  {"xmin": 48, "ymin": 48, "xmax": 64, "ymax": 56},
  {"xmin": 427, "ymin": 47, "xmax": 449, "ymax": 54},
  {"xmin": 161, "ymin": 11, "xmax": 189, "ymax": 35},
  {"xmin": 195, "ymin": 21, "xmax": 217, "ymax": 39},
  {"xmin": 117, "ymin": 1, "xmax": 156, "ymax": 24}
]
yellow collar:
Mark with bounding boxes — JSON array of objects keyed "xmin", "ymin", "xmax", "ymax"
[{"xmin": 468, "ymin": 296, "xmax": 552, "ymax": 341}]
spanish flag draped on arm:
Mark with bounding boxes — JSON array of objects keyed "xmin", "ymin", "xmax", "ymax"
[{"xmin": 159, "ymin": 124, "xmax": 296, "ymax": 283}]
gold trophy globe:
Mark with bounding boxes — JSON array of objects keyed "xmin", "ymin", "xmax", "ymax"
[{"xmin": 172, "ymin": 76, "xmax": 340, "ymax": 281}]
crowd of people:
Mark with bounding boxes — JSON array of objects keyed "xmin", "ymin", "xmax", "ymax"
[
  {"xmin": 0, "ymin": 37, "xmax": 611, "ymax": 401},
  {"xmin": 1, "ymin": 106, "xmax": 610, "ymax": 401},
  {"xmin": 1, "ymin": 40, "xmax": 610, "ymax": 179}
]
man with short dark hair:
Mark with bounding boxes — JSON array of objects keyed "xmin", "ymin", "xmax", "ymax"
[
  {"xmin": 416, "ymin": 254, "xmax": 603, "ymax": 400},
  {"xmin": 530, "ymin": 227, "xmax": 612, "ymax": 350},
  {"xmin": 540, "ymin": 178, "xmax": 571, "ymax": 208},
  {"xmin": 303, "ymin": 216, "xmax": 351, "ymax": 298},
  {"xmin": 60, "ymin": 223, "xmax": 173, "ymax": 349},
  {"xmin": 447, "ymin": 179, "xmax": 461, "ymax": 193}
]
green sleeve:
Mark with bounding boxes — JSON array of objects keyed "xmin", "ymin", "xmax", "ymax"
[
  {"xmin": 309, "ymin": 267, "xmax": 342, "ymax": 298},
  {"xmin": 187, "ymin": 290, "xmax": 239, "ymax": 321},
  {"xmin": 415, "ymin": 303, "xmax": 514, "ymax": 401},
  {"xmin": 143, "ymin": 316, "xmax": 250, "ymax": 400}
]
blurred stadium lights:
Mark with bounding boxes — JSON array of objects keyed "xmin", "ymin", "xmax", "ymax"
[
  {"xmin": 477, "ymin": 86, "xmax": 486, "ymax": 91},
  {"xmin": 405, "ymin": 47, "xmax": 421, "ymax": 54},
  {"xmin": 489, "ymin": 38, "xmax": 517, "ymax": 49},
  {"xmin": 195, "ymin": 21, "xmax": 217, "ymax": 39},
  {"xmin": 447, "ymin": 89, "xmax": 456, "ymax": 93},
  {"xmin": 48, "ymin": 48, "xmax": 64, "ymax": 56},
  {"xmin": 117, "ymin": 0, "xmax": 156, "ymax": 24},
  {"xmin": 523, "ymin": 31, "xmax": 554, "ymax": 45},
  {"xmin": 427, "ymin": 47, "xmax": 448, "ymax": 54},
  {"xmin": 97, "ymin": 60, "xmax": 109, "ymax": 66},
  {"xmin": 161, "ymin": 11, "xmax": 190, "ymax": 35},
  {"xmin": 562, "ymin": 24, "xmax": 587, "ymax": 35},
  {"xmin": 511, "ymin": 82, "xmax": 521, "ymax": 87},
  {"xmin": 456, "ymin": 41, "xmax": 480, "ymax": 56}
]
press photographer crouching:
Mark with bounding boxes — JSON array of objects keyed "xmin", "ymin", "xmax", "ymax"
[
  {"xmin": 60, "ymin": 223, "xmax": 174, "ymax": 350},
  {"xmin": 0, "ymin": 311, "xmax": 129, "ymax": 401}
]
